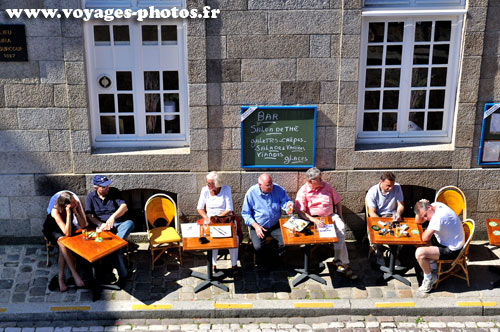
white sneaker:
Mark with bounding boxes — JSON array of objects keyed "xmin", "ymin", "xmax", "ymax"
[{"xmin": 418, "ymin": 274, "xmax": 438, "ymax": 293}]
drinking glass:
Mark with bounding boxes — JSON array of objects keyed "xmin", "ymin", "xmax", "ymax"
[{"xmin": 95, "ymin": 229, "xmax": 102, "ymax": 242}]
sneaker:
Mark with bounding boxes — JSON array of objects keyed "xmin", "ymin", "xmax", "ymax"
[{"xmin": 418, "ymin": 274, "xmax": 438, "ymax": 293}]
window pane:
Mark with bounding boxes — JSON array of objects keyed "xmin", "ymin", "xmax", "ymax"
[
  {"xmin": 145, "ymin": 94, "xmax": 160, "ymax": 112},
  {"xmin": 164, "ymin": 94, "xmax": 179, "ymax": 113},
  {"xmin": 386, "ymin": 45, "xmax": 402, "ymax": 65},
  {"xmin": 413, "ymin": 45, "xmax": 430, "ymax": 64},
  {"xmin": 367, "ymin": 46, "xmax": 383, "ymax": 65},
  {"xmin": 163, "ymin": 71, "xmax": 179, "ymax": 90},
  {"xmin": 165, "ymin": 115, "xmax": 180, "ymax": 134},
  {"xmin": 364, "ymin": 91, "xmax": 380, "ymax": 110},
  {"xmin": 415, "ymin": 21, "xmax": 432, "ymax": 42},
  {"xmin": 411, "ymin": 68, "xmax": 428, "ymax": 87},
  {"xmin": 435, "ymin": 21, "xmax": 451, "ymax": 42},
  {"xmin": 382, "ymin": 113, "xmax": 397, "ymax": 131},
  {"xmin": 116, "ymin": 71, "xmax": 132, "ymax": 90},
  {"xmin": 430, "ymin": 68, "xmax": 447, "ymax": 86},
  {"xmin": 409, "ymin": 112, "xmax": 424, "ymax": 131},
  {"xmin": 384, "ymin": 68, "xmax": 400, "ymax": 87},
  {"xmin": 118, "ymin": 116, "xmax": 135, "ymax": 134},
  {"xmin": 432, "ymin": 44, "xmax": 449, "ymax": 64},
  {"xmin": 161, "ymin": 25, "xmax": 177, "ymax": 45},
  {"xmin": 410, "ymin": 90, "xmax": 426, "ymax": 109},
  {"xmin": 365, "ymin": 69, "xmax": 381, "ymax": 88},
  {"xmin": 383, "ymin": 91, "xmax": 399, "ymax": 109},
  {"xmin": 117, "ymin": 94, "xmax": 134, "ymax": 113},
  {"xmin": 429, "ymin": 90, "xmax": 445, "ymax": 108},
  {"xmin": 113, "ymin": 25, "xmax": 130, "ymax": 45},
  {"xmin": 427, "ymin": 112, "xmax": 444, "ymax": 130},
  {"xmin": 368, "ymin": 22, "xmax": 384, "ymax": 43},
  {"xmin": 146, "ymin": 115, "xmax": 162, "ymax": 134},
  {"xmin": 100, "ymin": 116, "xmax": 115, "ymax": 134},
  {"xmin": 363, "ymin": 113, "xmax": 379, "ymax": 131},
  {"xmin": 94, "ymin": 26, "xmax": 110, "ymax": 45},
  {"xmin": 144, "ymin": 71, "xmax": 160, "ymax": 90},
  {"xmin": 142, "ymin": 25, "xmax": 158, "ymax": 45},
  {"xmin": 98, "ymin": 94, "xmax": 115, "ymax": 113},
  {"xmin": 387, "ymin": 22, "xmax": 403, "ymax": 42}
]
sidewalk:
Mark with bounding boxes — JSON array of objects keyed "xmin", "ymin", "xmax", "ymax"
[{"xmin": 1, "ymin": 240, "xmax": 500, "ymax": 321}]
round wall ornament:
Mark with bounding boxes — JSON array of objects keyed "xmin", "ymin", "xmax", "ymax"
[{"xmin": 98, "ymin": 75, "xmax": 112, "ymax": 88}]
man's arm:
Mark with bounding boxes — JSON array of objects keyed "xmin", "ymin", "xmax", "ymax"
[
  {"xmin": 85, "ymin": 193, "xmax": 102, "ymax": 227},
  {"xmin": 422, "ymin": 228, "xmax": 435, "ymax": 243},
  {"xmin": 103, "ymin": 203, "xmax": 128, "ymax": 230},
  {"xmin": 396, "ymin": 201, "xmax": 404, "ymax": 221},
  {"xmin": 368, "ymin": 206, "xmax": 379, "ymax": 218}
]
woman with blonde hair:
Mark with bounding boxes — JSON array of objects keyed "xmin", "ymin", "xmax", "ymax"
[
  {"xmin": 197, "ymin": 171, "xmax": 242, "ymax": 279},
  {"xmin": 43, "ymin": 191, "xmax": 87, "ymax": 291}
]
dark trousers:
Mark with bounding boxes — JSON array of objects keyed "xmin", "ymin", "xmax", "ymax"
[{"xmin": 249, "ymin": 222, "xmax": 285, "ymax": 256}]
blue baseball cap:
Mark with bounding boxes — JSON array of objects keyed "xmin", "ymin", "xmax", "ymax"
[{"xmin": 93, "ymin": 175, "xmax": 112, "ymax": 187}]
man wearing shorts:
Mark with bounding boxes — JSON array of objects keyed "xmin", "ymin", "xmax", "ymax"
[{"xmin": 414, "ymin": 199, "xmax": 465, "ymax": 293}]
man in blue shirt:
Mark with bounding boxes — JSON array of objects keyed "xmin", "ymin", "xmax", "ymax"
[
  {"xmin": 85, "ymin": 175, "xmax": 134, "ymax": 280},
  {"xmin": 242, "ymin": 173, "xmax": 293, "ymax": 261},
  {"xmin": 365, "ymin": 171, "xmax": 405, "ymax": 266}
]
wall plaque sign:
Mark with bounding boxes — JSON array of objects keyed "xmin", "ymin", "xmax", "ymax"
[
  {"xmin": 241, "ymin": 105, "xmax": 317, "ymax": 168},
  {"xmin": 479, "ymin": 103, "xmax": 500, "ymax": 166},
  {"xmin": 0, "ymin": 25, "xmax": 28, "ymax": 62}
]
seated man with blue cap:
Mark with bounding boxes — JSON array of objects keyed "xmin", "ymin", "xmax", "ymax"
[{"xmin": 85, "ymin": 175, "xmax": 134, "ymax": 282}]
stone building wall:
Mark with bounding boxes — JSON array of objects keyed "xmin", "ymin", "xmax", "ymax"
[{"xmin": 0, "ymin": 0, "xmax": 499, "ymax": 241}]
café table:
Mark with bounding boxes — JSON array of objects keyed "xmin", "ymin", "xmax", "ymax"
[
  {"xmin": 486, "ymin": 218, "xmax": 500, "ymax": 288},
  {"xmin": 367, "ymin": 217, "xmax": 426, "ymax": 286},
  {"xmin": 182, "ymin": 223, "xmax": 237, "ymax": 293},
  {"xmin": 279, "ymin": 216, "xmax": 338, "ymax": 287},
  {"xmin": 59, "ymin": 231, "xmax": 128, "ymax": 300}
]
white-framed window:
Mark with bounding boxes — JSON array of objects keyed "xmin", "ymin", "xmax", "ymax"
[
  {"xmin": 356, "ymin": 14, "xmax": 464, "ymax": 144},
  {"xmin": 83, "ymin": 5, "xmax": 189, "ymax": 148},
  {"xmin": 363, "ymin": 0, "xmax": 465, "ymax": 9}
]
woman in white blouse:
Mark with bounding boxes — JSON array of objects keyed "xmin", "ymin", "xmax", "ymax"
[{"xmin": 197, "ymin": 171, "xmax": 240, "ymax": 279}]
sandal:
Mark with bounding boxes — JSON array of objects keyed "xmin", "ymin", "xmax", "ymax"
[
  {"xmin": 334, "ymin": 260, "xmax": 345, "ymax": 272},
  {"xmin": 343, "ymin": 266, "xmax": 359, "ymax": 280}
]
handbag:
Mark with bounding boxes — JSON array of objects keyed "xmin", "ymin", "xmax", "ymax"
[{"xmin": 210, "ymin": 214, "xmax": 235, "ymax": 224}]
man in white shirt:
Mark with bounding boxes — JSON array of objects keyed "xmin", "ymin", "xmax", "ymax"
[{"xmin": 414, "ymin": 199, "xmax": 465, "ymax": 293}]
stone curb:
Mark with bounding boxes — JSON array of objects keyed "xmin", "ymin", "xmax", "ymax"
[{"xmin": 0, "ymin": 298, "xmax": 498, "ymax": 322}]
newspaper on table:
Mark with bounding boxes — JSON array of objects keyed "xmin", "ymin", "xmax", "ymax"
[
  {"xmin": 317, "ymin": 224, "xmax": 337, "ymax": 238},
  {"xmin": 210, "ymin": 225, "xmax": 232, "ymax": 238},
  {"xmin": 282, "ymin": 216, "xmax": 310, "ymax": 232},
  {"xmin": 181, "ymin": 223, "xmax": 200, "ymax": 238}
]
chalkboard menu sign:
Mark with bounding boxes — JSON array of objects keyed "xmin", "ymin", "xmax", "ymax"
[
  {"xmin": 0, "ymin": 25, "xmax": 28, "ymax": 62},
  {"xmin": 479, "ymin": 103, "xmax": 500, "ymax": 165},
  {"xmin": 241, "ymin": 106, "xmax": 316, "ymax": 168}
]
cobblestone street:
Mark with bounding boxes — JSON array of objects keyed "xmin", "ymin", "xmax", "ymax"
[{"xmin": 2, "ymin": 315, "xmax": 500, "ymax": 331}]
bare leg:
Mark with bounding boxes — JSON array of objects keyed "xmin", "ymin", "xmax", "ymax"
[
  {"xmin": 58, "ymin": 242, "xmax": 85, "ymax": 287},
  {"xmin": 415, "ymin": 246, "xmax": 440, "ymax": 274},
  {"xmin": 57, "ymin": 250, "xmax": 68, "ymax": 292}
]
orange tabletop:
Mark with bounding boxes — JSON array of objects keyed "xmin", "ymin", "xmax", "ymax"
[
  {"xmin": 280, "ymin": 216, "xmax": 338, "ymax": 246},
  {"xmin": 367, "ymin": 217, "xmax": 426, "ymax": 246},
  {"xmin": 183, "ymin": 223, "xmax": 237, "ymax": 251},
  {"xmin": 486, "ymin": 218, "xmax": 500, "ymax": 246},
  {"xmin": 59, "ymin": 231, "xmax": 128, "ymax": 263}
]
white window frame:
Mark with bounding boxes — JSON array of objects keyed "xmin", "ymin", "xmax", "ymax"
[
  {"xmin": 83, "ymin": 1, "xmax": 189, "ymax": 148},
  {"xmin": 356, "ymin": 11, "xmax": 464, "ymax": 144}
]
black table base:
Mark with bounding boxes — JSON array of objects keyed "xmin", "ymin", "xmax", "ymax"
[
  {"xmin": 489, "ymin": 265, "xmax": 500, "ymax": 288},
  {"xmin": 292, "ymin": 245, "xmax": 326, "ymax": 287},
  {"xmin": 192, "ymin": 250, "xmax": 228, "ymax": 293},
  {"xmin": 380, "ymin": 245, "xmax": 411, "ymax": 286}
]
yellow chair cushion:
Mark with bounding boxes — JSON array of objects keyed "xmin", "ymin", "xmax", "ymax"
[{"xmin": 148, "ymin": 226, "xmax": 181, "ymax": 244}]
